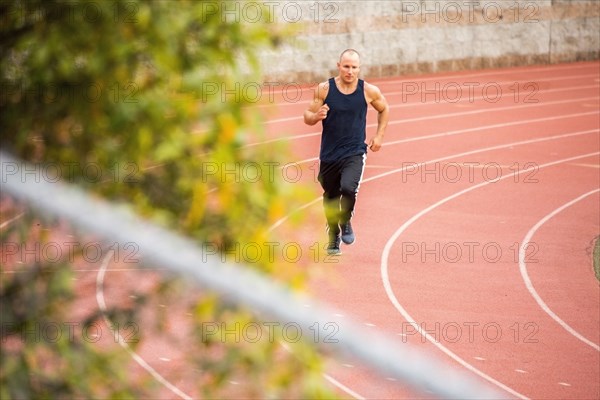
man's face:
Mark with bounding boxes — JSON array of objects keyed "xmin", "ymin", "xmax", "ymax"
[{"xmin": 337, "ymin": 53, "xmax": 360, "ymax": 84}]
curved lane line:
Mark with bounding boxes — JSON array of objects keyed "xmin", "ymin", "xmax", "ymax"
[
  {"xmin": 519, "ymin": 189, "xmax": 600, "ymax": 351},
  {"xmin": 380, "ymin": 152, "xmax": 599, "ymax": 400},
  {"xmin": 96, "ymin": 251, "xmax": 193, "ymax": 400}
]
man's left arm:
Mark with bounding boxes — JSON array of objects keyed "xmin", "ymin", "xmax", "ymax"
[{"xmin": 367, "ymin": 84, "xmax": 389, "ymax": 152}]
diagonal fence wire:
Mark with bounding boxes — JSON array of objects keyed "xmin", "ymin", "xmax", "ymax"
[{"xmin": 1, "ymin": 151, "xmax": 504, "ymax": 399}]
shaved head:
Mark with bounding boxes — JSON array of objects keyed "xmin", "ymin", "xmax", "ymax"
[{"xmin": 339, "ymin": 49, "xmax": 360, "ymax": 63}]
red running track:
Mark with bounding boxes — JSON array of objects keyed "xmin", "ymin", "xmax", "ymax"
[{"xmin": 264, "ymin": 61, "xmax": 600, "ymax": 400}]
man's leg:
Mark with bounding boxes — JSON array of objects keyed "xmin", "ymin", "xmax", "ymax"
[
  {"xmin": 318, "ymin": 160, "xmax": 342, "ymax": 254},
  {"xmin": 339, "ymin": 154, "xmax": 365, "ymax": 244}
]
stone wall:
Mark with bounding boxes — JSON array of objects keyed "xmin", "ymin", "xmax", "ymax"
[{"xmin": 256, "ymin": 0, "xmax": 600, "ymax": 83}]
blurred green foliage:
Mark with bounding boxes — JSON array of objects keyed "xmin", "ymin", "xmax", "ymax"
[
  {"xmin": 0, "ymin": 237, "xmax": 150, "ymax": 398},
  {"xmin": 1, "ymin": 1, "xmax": 333, "ymax": 398},
  {"xmin": 1, "ymin": 0, "xmax": 300, "ymax": 248}
]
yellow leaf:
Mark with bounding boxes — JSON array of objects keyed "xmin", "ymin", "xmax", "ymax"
[
  {"xmin": 184, "ymin": 182, "xmax": 207, "ymax": 229},
  {"xmin": 217, "ymin": 113, "xmax": 237, "ymax": 144}
]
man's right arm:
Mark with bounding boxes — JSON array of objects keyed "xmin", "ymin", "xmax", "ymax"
[{"xmin": 304, "ymin": 82, "xmax": 329, "ymax": 126}]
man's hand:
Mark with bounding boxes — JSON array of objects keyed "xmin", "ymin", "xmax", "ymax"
[
  {"xmin": 316, "ymin": 104, "xmax": 330, "ymax": 121},
  {"xmin": 368, "ymin": 135, "xmax": 383, "ymax": 152}
]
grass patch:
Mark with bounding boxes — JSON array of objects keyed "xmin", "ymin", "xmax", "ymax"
[{"xmin": 594, "ymin": 236, "xmax": 600, "ymax": 282}]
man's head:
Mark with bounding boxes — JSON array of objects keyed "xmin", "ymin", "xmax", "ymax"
[{"xmin": 337, "ymin": 49, "xmax": 361, "ymax": 85}]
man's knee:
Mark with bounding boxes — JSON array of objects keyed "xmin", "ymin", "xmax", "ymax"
[
  {"xmin": 340, "ymin": 182, "xmax": 358, "ymax": 196},
  {"xmin": 323, "ymin": 188, "xmax": 341, "ymax": 200}
]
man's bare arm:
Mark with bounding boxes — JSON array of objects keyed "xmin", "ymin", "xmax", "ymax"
[
  {"xmin": 366, "ymin": 83, "xmax": 389, "ymax": 152},
  {"xmin": 304, "ymin": 82, "xmax": 330, "ymax": 126}
]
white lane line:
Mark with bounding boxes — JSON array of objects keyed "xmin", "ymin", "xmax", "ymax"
[
  {"xmin": 268, "ymin": 197, "xmax": 321, "ymax": 232},
  {"xmin": 519, "ymin": 189, "xmax": 600, "ymax": 351},
  {"xmin": 323, "ymin": 374, "xmax": 366, "ymax": 400},
  {"xmin": 245, "ymin": 95, "xmax": 599, "ymax": 147},
  {"xmin": 96, "ymin": 251, "xmax": 193, "ymax": 400},
  {"xmin": 375, "ymin": 63, "xmax": 598, "ymax": 86},
  {"xmin": 381, "ymin": 152, "xmax": 599, "ymax": 400},
  {"xmin": 0, "ymin": 212, "xmax": 25, "ymax": 229},
  {"xmin": 383, "ymin": 111, "xmax": 599, "ymax": 147},
  {"xmin": 569, "ymin": 163, "xmax": 600, "ymax": 169}
]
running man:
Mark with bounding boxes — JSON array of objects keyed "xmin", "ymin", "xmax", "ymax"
[{"xmin": 303, "ymin": 49, "xmax": 389, "ymax": 255}]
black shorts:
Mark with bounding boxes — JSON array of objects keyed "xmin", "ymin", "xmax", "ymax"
[{"xmin": 318, "ymin": 154, "xmax": 365, "ymax": 208}]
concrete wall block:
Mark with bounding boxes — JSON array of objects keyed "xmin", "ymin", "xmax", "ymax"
[
  {"xmin": 257, "ymin": 0, "xmax": 598, "ymax": 82},
  {"xmin": 393, "ymin": 29, "xmax": 419, "ymax": 61},
  {"xmin": 452, "ymin": 26, "xmax": 475, "ymax": 43},
  {"xmin": 584, "ymin": 17, "xmax": 600, "ymax": 49},
  {"xmin": 362, "ymin": 30, "xmax": 406, "ymax": 63},
  {"xmin": 501, "ymin": 21, "xmax": 551, "ymax": 54},
  {"xmin": 554, "ymin": 17, "xmax": 600, "ymax": 54}
]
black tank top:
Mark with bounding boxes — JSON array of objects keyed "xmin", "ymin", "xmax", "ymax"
[{"xmin": 320, "ymin": 78, "xmax": 368, "ymax": 162}]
